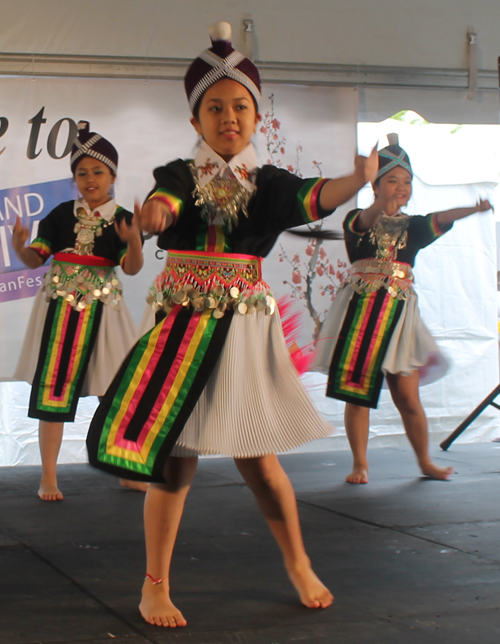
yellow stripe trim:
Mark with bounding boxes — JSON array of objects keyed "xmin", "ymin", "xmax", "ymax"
[
  {"xmin": 106, "ymin": 310, "xmax": 212, "ymax": 463},
  {"xmin": 41, "ymin": 304, "xmax": 92, "ymax": 407},
  {"xmin": 105, "ymin": 321, "xmax": 165, "ymax": 461},
  {"xmin": 339, "ymin": 296, "xmax": 395, "ymax": 395},
  {"xmin": 214, "ymin": 226, "xmax": 225, "ymax": 252}
]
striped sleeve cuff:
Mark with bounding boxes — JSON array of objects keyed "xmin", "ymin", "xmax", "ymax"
[
  {"xmin": 345, "ymin": 209, "xmax": 365, "ymax": 236},
  {"xmin": 297, "ymin": 178, "xmax": 329, "ymax": 223},
  {"xmin": 118, "ymin": 248, "xmax": 127, "ymax": 268},
  {"xmin": 28, "ymin": 238, "xmax": 52, "ymax": 260},
  {"xmin": 428, "ymin": 212, "xmax": 450, "ymax": 238},
  {"xmin": 147, "ymin": 188, "xmax": 183, "ymax": 225}
]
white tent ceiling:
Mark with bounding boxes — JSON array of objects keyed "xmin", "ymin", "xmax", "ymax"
[{"xmin": 1, "ymin": 0, "xmax": 499, "ymax": 124}]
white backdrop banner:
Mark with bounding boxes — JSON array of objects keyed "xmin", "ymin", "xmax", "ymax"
[
  {"xmin": 0, "ymin": 76, "xmax": 358, "ymax": 465},
  {"xmin": 0, "ymin": 77, "xmax": 498, "ymax": 467}
]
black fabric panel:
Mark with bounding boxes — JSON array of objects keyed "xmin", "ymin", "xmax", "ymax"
[
  {"xmin": 155, "ymin": 161, "xmax": 335, "ymax": 258},
  {"xmin": 86, "ymin": 309, "xmax": 234, "ymax": 483},
  {"xmin": 29, "ymin": 299, "xmax": 103, "ymax": 422},
  {"xmin": 351, "ymin": 290, "xmax": 386, "ymax": 384},
  {"xmin": 121, "ymin": 309, "xmax": 192, "ymax": 443},
  {"xmin": 326, "ymin": 291, "xmax": 404, "ymax": 409}
]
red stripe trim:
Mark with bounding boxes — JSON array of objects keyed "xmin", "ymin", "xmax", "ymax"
[
  {"xmin": 135, "ymin": 312, "xmax": 203, "ymax": 449},
  {"xmin": 207, "ymin": 226, "xmax": 217, "ymax": 252},
  {"xmin": 53, "ymin": 252, "xmax": 116, "ymax": 267},
  {"xmin": 167, "ymin": 249, "xmax": 262, "ymax": 262},
  {"xmin": 430, "ymin": 213, "xmax": 445, "ymax": 237},
  {"xmin": 345, "ymin": 293, "xmax": 376, "ymax": 387},
  {"xmin": 309, "ymin": 179, "xmax": 328, "ymax": 221},
  {"xmin": 115, "ymin": 309, "xmax": 181, "ymax": 443},
  {"xmin": 32, "ymin": 248, "xmax": 51, "ymax": 261},
  {"xmin": 58, "ymin": 308, "xmax": 88, "ymax": 400},
  {"xmin": 347, "ymin": 209, "xmax": 365, "ymax": 236},
  {"xmin": 349, "ymin": 295, "xmax": 391, "ymax": 389},
  {"xmin": 48, "ymin": 303, "xmax": 73, "ymax": 401}
]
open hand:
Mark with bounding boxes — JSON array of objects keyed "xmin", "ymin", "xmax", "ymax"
[
  {"xmin": 115, "ymin": 212, "xmax": 141, "ymax": 243},
  {"xmin": 476, "ymin": 198, "xmax": 493, "ymax": 213},
  {"xmin": 354, "ymin": 144, "xmax": 379, "ymax": 186},
  {"xmin": 12, "ymin": 216, "xmax": 30, "ymax": 253}
]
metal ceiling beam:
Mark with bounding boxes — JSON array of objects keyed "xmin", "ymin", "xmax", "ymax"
[{"xmin": 0, "ymin": 52, "xmax": 497, "ymax": 91}]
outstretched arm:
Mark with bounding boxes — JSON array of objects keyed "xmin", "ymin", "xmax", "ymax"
[
  {"xmin": 318, "ymin": 146, "xmax": 378, "ymax": 212},
  {"xmin": 435, "ymin": 198, "xmax": 493, "ymax": 227},
  {"xmin": 12, "ymin": 217, "xmax": 44, "ymax": 269},
  {"xmin": 114, "ymin": 210, "xmax": 144, "ymax": 275}
]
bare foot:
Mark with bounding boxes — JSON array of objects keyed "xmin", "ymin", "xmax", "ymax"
[
  {"xmin": 120, "ymin": 478, "xmax": 149, "ymax": 492},
  {"xmin": 420, "ymin": 461, "xmax": 454, "ymax": 481},
  {"xmin": 287, "ymin": 563, "xmax": 334, "ymax": 609},
  {"xmin": 139, "ymin": 579, "xmax": 187, "ymax": 627},
  {"xmin": 345, "ymin": 465, "xmax": 369, "ymax": 484},
  {"xmin": 38, "ymin": 481, "xmax": 64, "ymax": 501}
]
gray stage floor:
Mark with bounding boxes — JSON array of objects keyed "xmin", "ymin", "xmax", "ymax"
[{"xmin": 1, "ymin": 443, "xmax": 499, "ymax": 644}]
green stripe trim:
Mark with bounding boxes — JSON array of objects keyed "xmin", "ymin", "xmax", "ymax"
[
  {"xmin": 333, "ymin": 292, "xmax": 400, "ymax": 402},
  {"xmin": 36, "ymin": 298, "xmax": 100, "ymax": 413},
  {"xmin": 97, "ymin": 312, "xmax": 219, "ymax": 475}
]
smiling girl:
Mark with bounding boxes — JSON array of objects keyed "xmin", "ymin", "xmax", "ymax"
[
  {"xmin": 87, "ymin": 22, "xmax": 378, "ymax": 627},
  {"xmin": 13, "ymin": 121, "xmax": 143, "ymax": 501},
  {"xmin": 314, "ymin": 134, "xmax": 493, "ymax": 484}
]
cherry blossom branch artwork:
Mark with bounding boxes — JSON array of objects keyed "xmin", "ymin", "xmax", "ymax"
[{"xmin": 259, "ymin": 94, "xmax": 348, "ymax": 342}]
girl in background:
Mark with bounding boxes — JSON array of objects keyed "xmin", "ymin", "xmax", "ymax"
[
  {"xmin": 13, "ymin": 122, "xmax": 143, "ymax": 500},
  {"xmin": 314, "ymin": 135, "xmax": 492, "ymax": 484}
]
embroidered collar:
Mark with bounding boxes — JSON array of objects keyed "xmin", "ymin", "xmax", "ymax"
[
  {"xmin": 194, "ymin": 140, "xmax": 257, "ymax": 193},
  {"xmin": 73, "ymin": 197, "xmax": 117, "ymax": 222}
]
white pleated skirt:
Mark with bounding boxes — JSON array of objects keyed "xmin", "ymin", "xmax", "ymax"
[
  {"xmin": 171, "ymin": 310, "xmax": 333, "ymax": 458},
  {"xmin": 14, "ymin": 288, "xmax": 139, "ymax": 396},
  {"xmin": 312, "ymin": 284, "xmax": 448, "ymax": 387}
]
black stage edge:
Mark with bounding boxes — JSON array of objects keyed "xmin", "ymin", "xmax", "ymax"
[{"xmin": 1, "ymin": 445, "xmax": 500, "ymax": 643}]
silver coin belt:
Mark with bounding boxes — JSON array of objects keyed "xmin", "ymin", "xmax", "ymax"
[
  {"xmin": 147, "ymin": 252, "xmax": 276, "ymax": 318},
  {"xmin": 346, "ymin": 258, "xmax": 414, "ymax": 301},
  {"xmin": 43, "ymin": 258, "xmax": 123, "ymax": 311}
]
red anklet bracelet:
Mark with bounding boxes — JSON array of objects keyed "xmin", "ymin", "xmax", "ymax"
[{"xmin": 145, "ymin": 573, "xmax": 163, "ymax": 585}]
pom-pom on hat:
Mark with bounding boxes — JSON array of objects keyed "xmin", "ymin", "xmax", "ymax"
[
  {"xmin": 184, "ymin": 21, "xmax": 261, "ymax": 114},
  {"xmin": 70, "ymin": 121, "xmax": 118, "ymax": 175},
  {"xmin": 376, "ymin": 133, "xmax": 412, "ymax": 180}
]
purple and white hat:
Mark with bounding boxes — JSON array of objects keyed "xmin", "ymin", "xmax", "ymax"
[
  {"xmin": 184, "ymin": 22, "xmax": 261, "ymax": 114},
  {"xmin": 377, "ymin": 133, "xmax": 412, "ymax": 180},
  {"xmin": 70, "ymin": 121, "xmax": 118, "ymax": 175}
]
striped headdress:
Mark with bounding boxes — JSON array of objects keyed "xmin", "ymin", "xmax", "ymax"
[
  {"xmin": 377, "ymin": 133, "xmax": 412, "ymax": 180},
  {"xmin": 185, "ymin": 22, "xmax": 261, "ymax": 114},
  {"xmin": 70, "ymin": 121, "xmax": 118, "ymax": 175}
]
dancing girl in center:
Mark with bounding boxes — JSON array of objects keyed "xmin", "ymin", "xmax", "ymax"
[{"xmin": 86, "ymin": 22, "xmax": 377, "ymax": 627}]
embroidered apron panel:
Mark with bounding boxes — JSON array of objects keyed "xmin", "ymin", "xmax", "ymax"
[
  {"xmin": 327, "ymin": 288, "xmax": 404, "ymax": 408},
  {"xmin": 29, "ymin": 297, "xmax": 103, "ymax": 421},
  {"xmin": 87, "ymin": 305, "xmax": 233, "ymax": 482}
]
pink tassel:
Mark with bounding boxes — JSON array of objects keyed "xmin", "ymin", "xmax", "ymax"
[
  {"xmin": 289, "ymin": 344, "xmax": 315, "ymax": 375},
  {"xmin": 277, "ymin": 296, "xmax": 316, "ymax": 375}
]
